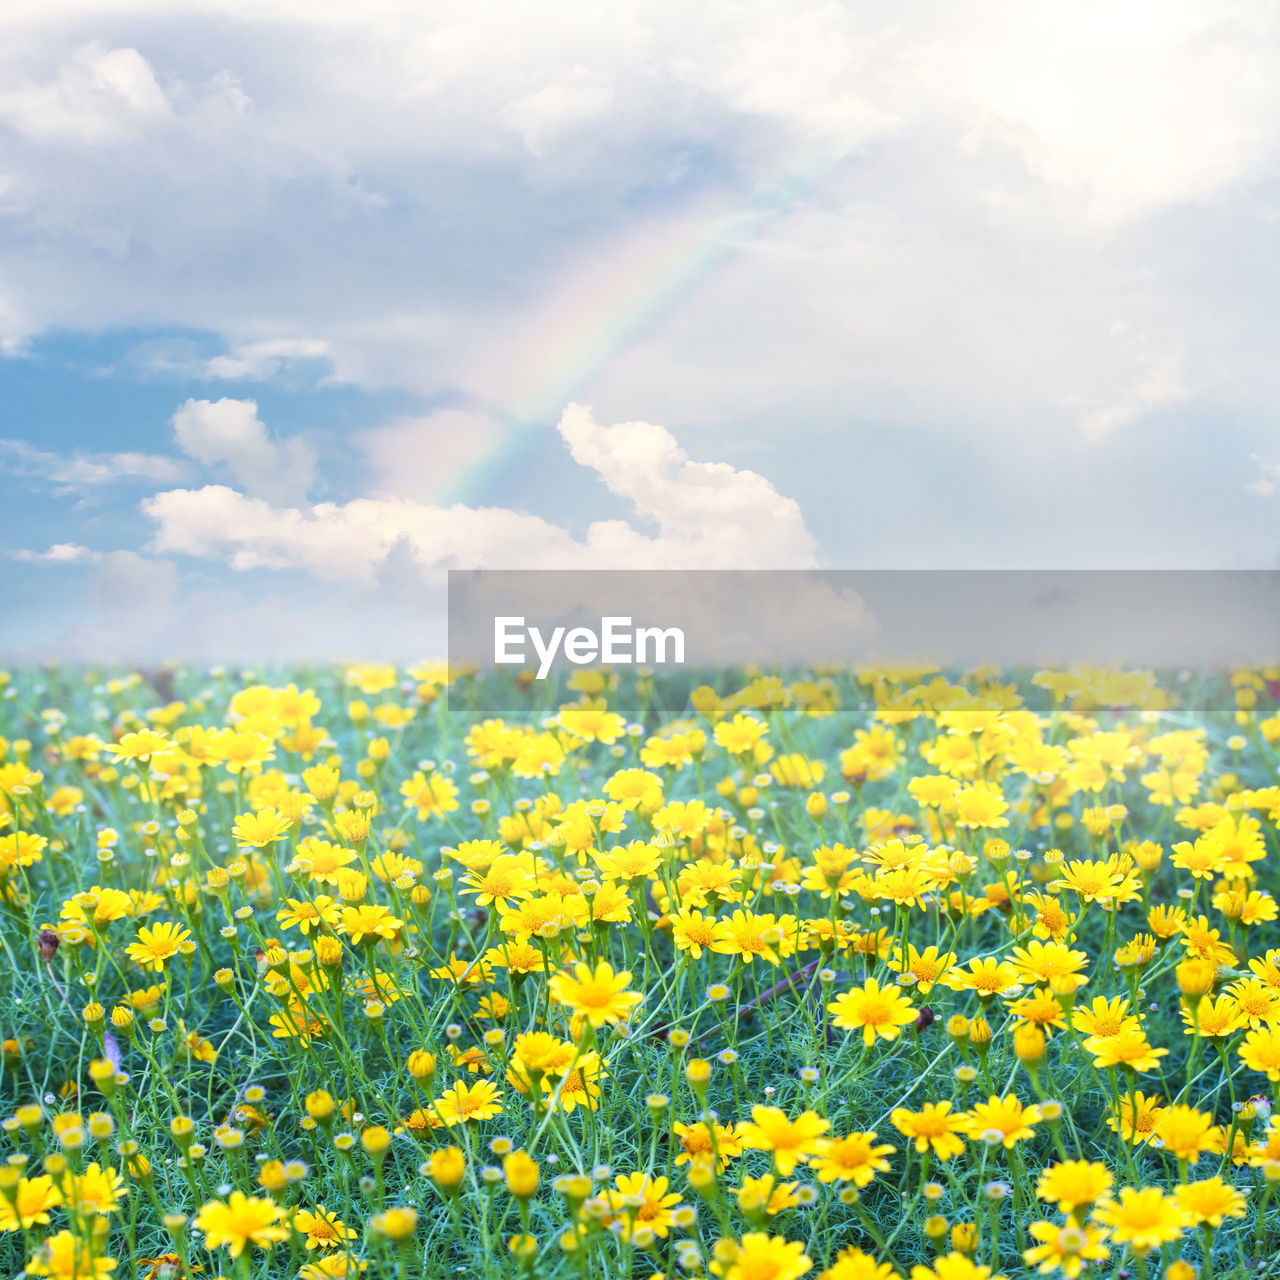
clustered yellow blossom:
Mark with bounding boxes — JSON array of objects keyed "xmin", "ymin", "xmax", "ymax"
[{"xmin": 1, "ymin": 662, "xmax": 1279, "ymax": 1279}]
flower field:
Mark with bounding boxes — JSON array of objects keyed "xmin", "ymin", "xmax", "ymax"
[{"xmin": 4, "ymin": 662, "xmax": 1280, "ymax": 1280}]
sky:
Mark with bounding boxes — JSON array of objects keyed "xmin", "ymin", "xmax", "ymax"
[{"xmin": 3, "ymin": 0, "xmax": 1280, "ymax": 661}]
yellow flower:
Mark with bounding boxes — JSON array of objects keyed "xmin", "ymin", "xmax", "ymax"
[
  {"xmin": 1113, "ymin": 933, "xmax": 1158, "ymax": 971},
  {"xmin": 1181, "ymin": 915, "xmax": 1236, "ymax": 966},
  {"xmin": 1152, "ymin": 1104, "xmax": 1218, "ymax": 1164},
  {"xmin": 400, "ymin": 771, "xmax": 459, "ymax": 820},
  {"xmin": 1070, "ymin": 995, "xmax": 1138, "ymax": 1040},
  {"xmin": 547, "ymin": 960, "xmax": 642, "ymax": 1027},
  {"xmin": 338, "ymin": 904, "xmax": 404, "ymax": 945},
  {"xmin": 297, "ymin": 838, "xmax": 358, "ymax": 885},
  {"xmin": 1105, "ymin": 1091, "xmax": 1164, "ymax": 1146},
  {"xmin": 426, "ymin": 1146, "xmax": 466, "ymax": 1190},
  {"xmin": 895, "ymin": 945, "xmax": 957, "ymax": 994},
  {"xmin": 711, "ymin": 909, "xmax": 786, "ymax": 966},
  {"xmin": 669, "ymin": 907, "xmax": 720, "ymax": 959},
  {"xmin": 740, "ymin": 1106, "xmax": 831, "ymax": 1175},
  {"xmin": 873, "ymin": 866, "xmax": 935, "ymax": 908},
  {"xmin": 820, "ymin": 1247, "xmax": 897, "ymax": 1280},
  {"xmin": 734, "ymin": 1172, "xmax": 800, "ymax": 1217},
  {"xmin": 1248, "ymin": 950, "xmax": 1280, "ymax": 994},
  {"xmin": 293, "ymin": 1205, "xmax": 357, "ymax": 1250},
  {"xmin": 61, "ymin": 1163, "xmax": 125, "ymax": 1215},
  {"xmin": 125, "ymin": 921, "xmax": 191, "ymax": 972},
  {"xmin": 503, "ymin": 1150, "xmax": 539, "ymax": 1198},
  {"xmin": 1239, "ymin": 1027, "xmax": 1280, "ymax": 1080},
  {"xmin": 25, "ymin": 1230, "xmax": 117, "ymax": 1278},
  {"xmin": 1092, "ymin": 1186, "xmax": 1187, "ymax": 1255},
  {"xmin": 276, "ymin": 896, "xmax": 341, "ymax": 935},
  {"xmin": 1170, "ymin": 837, "xmax": 1227, "ymax": 880},
  {"xmin": 1227, "ymin": 978, "xmax": 1280, "ymax": 1029},
  {"xmin": 231, "ymin": 807, "xmax": 293, "ymax": 848},
  {"xmin": 673, "ymin": 1119, "xmax": 744, "ymax": 1170},
  {"xmin": 1035, "ymin": 1160, "xmax": 1113, "ymax": 1216},
  {"xmin": 946, "ymin": 956, "xmax": 1019, "ymax": 999},
  {"xmin": 0, "ymin": 1174, "xmax": 62, "ymax": 1230},
  {"xmin": 1086, "ymin": 1027, "xmax": 1167, "ymax": 1074},
  {"xmin": 953, "ymin": 784, "xmax": 1009, "ymax": 829},
  {"xmin": 542, "ymin": 1052, "xmax": 606, "ymax": 1113},
  {"xmin": 601, "ymin": 771, "xmax": 665, "ymax": 816},
  {"xmin": 431, "ymin": 1080, "xmax": 503, "ymax": 1126},
  {"xmin": 607, "ymin": 1171, "xmax": 681, "ymax": 1240},
  {"xmin": 1174, "ymin": 1176, "xmax": 1248, "ymax": 1227},
  {"xmin": 770, "ymin": 753, "xmax": 824, "ymax": 788},
  {"xmin": 1181, "ymin": 992, "xmax": 1245, "ymax": 1038},
  {"xmin": 1008, "ymin": 941, "xmax": 1089, "ymax": 992},
  {"xmin": 594, "ymin": 838, "xmax": 663, "ymax": 880},
  {"xmin": 370, "ymin": 1207, "xmax": 418, "ymax": 1241},
  {"xmin": 828, "ymin": 977, "xmax": 918, "ymax": 1046},
  {"xmin": 194, "ymin": 1191, "xmax": 289, "ymax": 1258},
  {"xmin": 1009, "ymin": 991, "xmax": 1067, "ymax": 1036},
  {"xmin": 810, "ymin": 1131, "xmax": 896, "ymax": 1185},
  {"xmin": 460, "ymin": 856, "xmax": 536, "ymax": 907},
  {"xmin": 891, "ymin": 1102, "xmax": 967, "ymax": 1161},
  {"xmin": 714, "ymin": 714, "xmax": 770, "ymax": 756},
  {"xmin": 1022, "ymin": 1221, "xmax": 1110, "ymax": 1278},
  {"xmin": 962, "ymin": 1095, "xmax": 1040, "ymax": 1149},
  {"xmin": 111, "ymin": 730, "xmax": 169, "ymax": 762},
  {"xmin": 506, "ymin": 1030, "xmax": 573, "ymax": 1088},
  {"xmin": 1018, "ymin": 1027, "xmax": 1049, "ymax": 1070},
  {"xmin": 1052, "ymin": 860, "xmax": 1122, "ymax": 903},
  {"xmin": 909, "ymin": 1253, "xmax": 1000, "ymax": 1280},
  {"xmin": 709, "ymin": 1232, "xmax": 812, "ymax": 1280}
]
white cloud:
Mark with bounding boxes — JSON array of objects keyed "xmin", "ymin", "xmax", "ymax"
[
  {"xmin": 0, "ymin": 0, "xmax": 1279, "ymax": 583},
  {"xmin": 199, "ymin": 338, "xmax": 331, "ymax": 381},
  {"xmin": 1246, "ymin": 452, "xmax": 1280, "ymax": 497},
  {"xmin": 974, "ymin": 3, "xmax": 1280, "ymax": 223},
  {"xmin": 557, "ymin": 403, "xmax": 814, "ymax": 564},
  {"xmin": 1068, "ymin": 336, "xmax": 1191, "ymax": 443},
  {"xmin": 143, "ymin": 484, "xmax": 578, "ymax": 578},
  {"xmin": 0, "ymin": 42, "xmax": 170, "ymax": 143},
  {"xmin": 0, "ymin": 0, "xmax": 1274, "ymax": 454},
  {"xmin": 500, "ymin": 67, "xmax": 614, "ymax": 157},
  {"xmin": 171, "ymin": 397, "xmax": 317, "ymax": 506},
  {"xmin": 0, "ymin": 438, "xmax": 189, "ymax": 491},
  {"xmin": 7, "ymin": 542, "xmax": 101, "ymax": 564},
  {"xmin": 145, "ymin": 401, "xmax": 817, "ymax": 578}
]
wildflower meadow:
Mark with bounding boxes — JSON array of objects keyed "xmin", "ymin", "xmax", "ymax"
[{"xmin": 4, "ymin": 662, "xmax": 1280, "ymax": 1280}]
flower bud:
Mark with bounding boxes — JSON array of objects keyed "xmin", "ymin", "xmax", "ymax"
[
  {"xmin": 504, "ymin": 1149, "xmax": 539, "ymax": 1199},
  {"xmin": 427, "ymin": 1146, "xmax": 466, "ymax": 1194},
  {"xmin": 1176, "ymin": 959, "xmax": 1217, "ymax": 997},
  {"xmin": 1013, "ymin": 1024, "xmax": 1046, "ymax": 1064},
  {"xmin": 371, "ymin": 1206, "xmax": 418, "ymax": 1241}
]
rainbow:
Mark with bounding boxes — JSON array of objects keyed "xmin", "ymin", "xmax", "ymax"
[{"xmin": 441, "ymin": 152, "xmax": 838, "ymax": 507}]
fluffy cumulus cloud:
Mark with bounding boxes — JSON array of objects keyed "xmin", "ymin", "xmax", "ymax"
[
  {"xmin": 171, "ymin": 398, "xmax": 317, "ymax": 506},
  {"xmin": 0, "ymin": 400, "xmax": 816, "ymax": 660},
  {"xmin": 0, "ymin": 40, "xmax": 171, "ymax": 144},
  {"xmin": 144, "ymin": 402, "xmax": 817, "ymax": 580}
]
